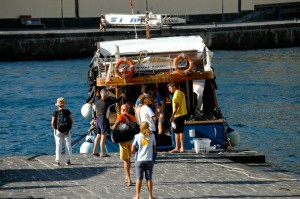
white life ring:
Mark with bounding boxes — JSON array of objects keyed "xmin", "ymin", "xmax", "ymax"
[
  {"xmin": 115, "ymin": 58, "xmax": 135, "ymax": 79},
  {"xmin": 173, "ymin": 53, "xmax": 193, "ymax": 75}
]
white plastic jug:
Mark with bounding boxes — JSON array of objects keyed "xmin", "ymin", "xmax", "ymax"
[
  {"xmin": 189, "ymin": 129, "xmax": 195, "ymax": 137},
  {"xmin": 193, "ymin": 138, "xmax": 201, "ymax": 153}
]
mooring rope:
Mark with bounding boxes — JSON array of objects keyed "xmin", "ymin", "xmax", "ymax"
[{"xmin": 27, "ymin": 126, "xmax": 95, "ymax": 160}]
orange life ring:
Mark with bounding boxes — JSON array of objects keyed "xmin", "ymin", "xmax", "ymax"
[
  {"xmin": 115, "ymin": 58, "xmax": 135, "ymax": 79},
  {"xmin": 173, "ymin": 53, "xmax": 193, "ymax": 75}
]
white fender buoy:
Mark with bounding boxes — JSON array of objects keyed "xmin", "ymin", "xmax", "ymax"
[
  {"xmin": 81, "ymin": 103, "xmax": 92, "ymax": 119},
  {"xmin": 228, "ymin": 131, "xmax": 240, "ymax": 146},
  {"xmin": 80, "ymin": 138, "xmax": 94, "ymax": 153}
]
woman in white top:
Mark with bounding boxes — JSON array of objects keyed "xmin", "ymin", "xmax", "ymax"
[
  {"xmin": 139, "ymin": 96, "xmax": 157, "ymax": 137},
  {"xmin": 132, "ymin": 121, "xmax": 156, "ymax": 199}
]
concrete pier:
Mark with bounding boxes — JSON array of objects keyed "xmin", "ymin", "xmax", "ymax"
[
  {"xmin": 0, "ymin": 152, "xmax": 299, "ymax": 198},
  {"xmin": 0, "ymin": 20, "xmax": 299, "ymax": 61}
]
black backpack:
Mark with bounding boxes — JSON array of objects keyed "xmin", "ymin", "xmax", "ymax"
[{"xmin": 56, "ymin": 109, "xmax": 71, "ymax": 134}]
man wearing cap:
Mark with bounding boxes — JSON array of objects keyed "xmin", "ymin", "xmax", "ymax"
[{"xmin": 93, "ymin": 88, "xmax": 125, "ymax": 157}]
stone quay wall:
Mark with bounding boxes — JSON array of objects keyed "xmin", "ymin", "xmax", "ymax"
[{"xmin": 0, "ymin": 22, "xmax": 299, "ymax": 61}]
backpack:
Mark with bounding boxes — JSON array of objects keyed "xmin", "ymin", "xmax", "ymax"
[
  {"xmin": 124, "ymin": 115, "xmax": 139, "ymax": 135},
  {"xmin": 111, "ymin": 115, "xmax": 138, "ymax": 143},
  {"xmin": 56, "ymin": 109, "xmax": 71, "ymax": 134}
]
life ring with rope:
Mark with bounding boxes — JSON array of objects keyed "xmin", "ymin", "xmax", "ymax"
[
  {"xmin": 173, "ymin": 53, "xmax": 193, "ymax": 75},
  {"xmin": 115, "ymin": 58, "xmax": 135, "ymax": 79}
]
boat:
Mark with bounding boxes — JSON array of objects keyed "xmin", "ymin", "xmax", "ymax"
[
  {"xmin": 85, "ymin": 35, "xmax": 240, "ymax": 152},
  {"xmin": 104, "ymin": 12, "xmax": 186, "ymax": 28}
]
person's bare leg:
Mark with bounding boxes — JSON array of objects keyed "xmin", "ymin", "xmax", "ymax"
[
  {"xmin": 170, "ymin": 133, "xmax": 180, "ymax": 152},
  {"xmin": 124, "ymin": 159, "xmax": 131, "ymax": 184},
  {"xmin": 93, "ymin": 133, "xmax": 101, "ymax": 154},
  {"xmin": 179, "ymin": 132, "xmax": 185, "ymax": 152},
  {"xmin": 146, "ymin": 180, "xmax": 153, "ymax": 199},
  {"xmin": 100, "ymin": 133, "xmax": 107, "ymax": 156},
  {"xmin": 158, "ymin": 122, "xmax": 163, "ymax": 135},
  {"xmin": 133, "ymin": 179, "xmax": 142, "ymax": 199}
]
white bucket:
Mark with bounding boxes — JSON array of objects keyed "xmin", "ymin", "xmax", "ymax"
[
  {"xmin": 189, "ymin": 129, "xmax": 195, "ymax": 137},
  {"xmin": 194, "ymin": 138, "xmax": 211, "ymax": 153}
]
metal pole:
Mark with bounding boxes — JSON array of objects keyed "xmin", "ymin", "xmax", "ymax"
[
  {"xmin": 75, "ymin": 0, "xmax": 79, "ymax": 26},
  {"xmin": 75, "ymin": 0, "xmax": 79, "ymax": 18},
  {"xmin": 238, "ymin": 0, "xmax": 241, "ymax": 17},
  {"xmin": 61, "ymin": 0, "xmax": 65, "ymax": 27},
  {"xmin": 222, "ymin": 0, "xmax": 224, "ymax": 22}
]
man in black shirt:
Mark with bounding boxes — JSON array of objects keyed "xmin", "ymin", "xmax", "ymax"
[{"xmin": 93, "ymin": 88, "xmax": 125, "ymax": 157}]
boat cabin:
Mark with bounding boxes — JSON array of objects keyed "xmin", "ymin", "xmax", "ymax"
[{"xmin": 89, "ymin": 36, "xmax": 231, "ymax": 152}]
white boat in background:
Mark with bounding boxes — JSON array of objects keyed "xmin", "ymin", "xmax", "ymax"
[{"xmin": 105, "ymin": 12, "xmax": 186, "ymax": 27}]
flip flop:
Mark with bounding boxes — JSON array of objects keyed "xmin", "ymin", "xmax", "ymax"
[
  {"xmin": 92, "ymin": 153, "xmax": 100, "ymax": 157},
  {"xmin": 100, "ymin": 154, "xmax": 110, "ymax": 157},
  {"xmin": 169, "ymin": 150, "xmax": 179, "ymax": 153}
]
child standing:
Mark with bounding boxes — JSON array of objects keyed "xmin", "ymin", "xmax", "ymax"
[
  {"xmin": 51, "ymin": 97, "xmax": 73, "ymax": 166},
  {"xmin": 131, "ymin": 121, "xmax": 156, "ymax": 199}
]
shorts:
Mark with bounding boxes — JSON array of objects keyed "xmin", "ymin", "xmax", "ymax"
[
  {"xmin": 135, "ymin": 161, "xmax": 154, "ymax": 180},
  {"xmin": 119, "ymin": 140, "xmax": 132, "ymax": 160},
  {"xmin": 96, "ymin": 116, "xmax": 110, "ymax": 135},
  {"xmin": 173, "ymin": 115, "xmax": 186, "ymax": 133}
]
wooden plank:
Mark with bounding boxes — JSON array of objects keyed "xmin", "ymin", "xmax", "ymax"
[{"xmin": 96, "ymin": 71, "xmax": 214, "ymax": 86}]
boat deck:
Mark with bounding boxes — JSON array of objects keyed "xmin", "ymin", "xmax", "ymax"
[{"xmin": 1, "ymin": 152, "xmax": 299, "ymax": 198}]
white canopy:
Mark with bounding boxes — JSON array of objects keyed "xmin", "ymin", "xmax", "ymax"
[{"xmin": 98, "ymin": 35, "xmax": 207, "ymax": 57}]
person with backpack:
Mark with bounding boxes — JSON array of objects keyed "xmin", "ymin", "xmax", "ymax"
[
  {"xmin": 111, "ymin": 104, "xmax": 137, "ymax": 186},
  {"xmin": 51, "ymin": 97, "xmax": 73, "ymax": 166}
]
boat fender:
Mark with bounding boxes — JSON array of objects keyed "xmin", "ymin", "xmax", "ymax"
[
  {"xmin": 173, "ymin": 53, "xmax": 193, "ymax": 75},
  {"xmin": 115, "ymin": 57, "xmax": 135, "ymax": 79},
  {"xmin": 228, "ymin": 131, "xmax": 240, "ymax": 147},
  {"xmin": 80, "ymin": 138, "xmax": 94, "ymax": 153},
  {"xmin": 81, "ymin": 103, "xmax": 92, "ymax": 119}
]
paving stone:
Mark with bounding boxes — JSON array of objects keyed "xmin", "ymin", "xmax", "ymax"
[{"xmin": 0, "ymin": 152, "xmax": 299, "ymax": 199}]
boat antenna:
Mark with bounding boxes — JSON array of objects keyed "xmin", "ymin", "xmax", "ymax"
[{"xmin": 130, "ymin": 0, "xmax": 138, "ymax": 39}]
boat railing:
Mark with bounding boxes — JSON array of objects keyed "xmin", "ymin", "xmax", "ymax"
[{"xmin": 92, "ymin": 50, "xmax": 210, "ymax": 79}]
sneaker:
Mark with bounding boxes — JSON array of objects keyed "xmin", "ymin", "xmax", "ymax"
[{"xmin": 53, "ymin": 162, "xmax": 60, "ymax": 167}]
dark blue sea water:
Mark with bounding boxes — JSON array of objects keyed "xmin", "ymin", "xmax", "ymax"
[{"xmin": 0, "ymin": 47, "xmax": 299, "ymax": 176}]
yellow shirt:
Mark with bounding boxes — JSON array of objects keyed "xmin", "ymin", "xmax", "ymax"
[{"xmin": 172, "ymin": 90, "xmax": 187, "ymax": 118}]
